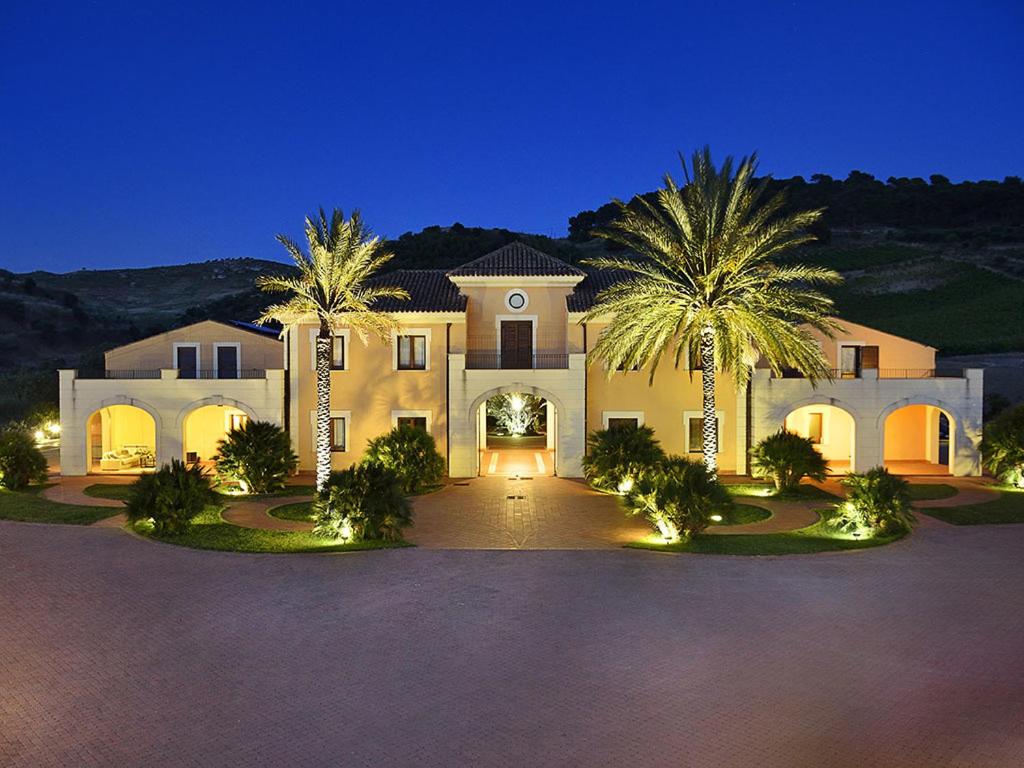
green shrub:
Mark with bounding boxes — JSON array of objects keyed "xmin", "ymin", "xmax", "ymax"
[
  {"xmin": 831, "ymin": 466, "xmax": 915, "ymax": 537},
  {"xmin": 582, "ymin": 424, "xmax": 666, "ymax": 493},
  {"xmin": 624, "ymin": 455, "xmax": 733, "ymax": 541},
  {"xmin": 749, "ymin": 429, "xmax": 829, "ymax": 493},
  {"xmin": 215, "ymin": 420, "xmax": 298, "ymax": 494},
  {"xmin": 125, "ymin": 460, "xmax": 220, "ymax": 536},
  {"xmin": 363, "ymin": 425, "xmax": 445, "ymax": 494},
  {"xmin": 0, "ymin": 426, "xmax": 48, "ymax": 490},
  {"xmin": 980, "ymin": 404, "xmax": 1024, "ymax": 487},
  {"xmin": 313, "ymin": 464, "xmax": 413, "ymax": 542},
  {"xmin": 487, "ymin": 392, "xmax": 544, "ymax": 435}
]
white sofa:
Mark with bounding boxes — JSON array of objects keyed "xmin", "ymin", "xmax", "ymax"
[{"xmin": 99, "ymin": 450, "xmax": 141, "ymax": 472}]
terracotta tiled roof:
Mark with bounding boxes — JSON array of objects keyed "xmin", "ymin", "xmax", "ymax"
[
  {"xmin": 566, "ymin": 268, "xmax": 632, "ymax": 312},
  {"xmin": 367, "ymin": 270, "xmax": 467, "ymax": 312},
  {"xmin": 447, "ymin": 242, "xmax": 585, "ymax": 277}
]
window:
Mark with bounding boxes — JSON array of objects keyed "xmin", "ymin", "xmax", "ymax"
[
  {"xmin": 602, "ymin": 411, "xmax": 644, "ymax": 430},
  {"xmin": 331, "ymin": 335, "xmax": 346, "ymax": 370},
  {"xmin": 807, "ymin": 412, "xmax": 823, "ymax": 444},
  {"xmin": 214, "ymin": 343, "xmax": 240, "ymax": 379},
  {"xmin": 310, "ymin": 410, "xmax": 350, "ymax": 453},
  {"xmin": 839, "ymin": 345, "xmax": 862, "ymax": 378},
  {"xmin": 309, "ymin": 329, "xmax": 349, "ymax": 371},
  {"xmin": 607, "ymin": 417, "xmax": 639, "ymax": 430},
  {"xmin": 228, "ymin": 413, "xmax": 248, "ymax": 432},
  {"xmin": 837, "ymin": 343, "xmax": 877, "ymax": 379},
  {"xmin": 330, "ymin": 417, "xmax": 346, "ymax": 451},
  {"xmin": 397, "ymin": 335, "xmax": 427, "ymax": 370},
  {"xmin": 504, "ymin": 289, "xmax": 529, "ymax": 312},
  {"xmin": 397, "ymin": 416, "xmax": 427, "ymax": 431},
  {"xmin": 174, "ymin": 343, "xmax": 199, "ymax": 379},
  {"xmin": 685, "ymin": 411, "xmax": 724, "ymax": 454}
]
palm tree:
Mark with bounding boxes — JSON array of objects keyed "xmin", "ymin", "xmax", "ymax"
[
  {"xmin": 257, "ymin": 208, "xmax": 408, "ymax": 492},
  {"xmin": 583, "ymin": 148, "xmax": 841, "ymax": 478}
]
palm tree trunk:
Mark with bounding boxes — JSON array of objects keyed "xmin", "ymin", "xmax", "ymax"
[
  {"xmin": 315, "ymin": 322, "xmax": 333, "ymax": 493},
  {"xmin": 700, "ymin": 325, "xmax": 718, "ymax": 479}
]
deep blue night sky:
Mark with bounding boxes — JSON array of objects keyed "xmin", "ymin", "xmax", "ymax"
[{"xmin": 1, "ymin": 1, "xmax": 1021, "ymax": 272}]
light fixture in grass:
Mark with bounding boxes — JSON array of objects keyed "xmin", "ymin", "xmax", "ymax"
[
  {"xmin": 582, "ymin": 424, "xmax": 665, "ymax": 495},
  {"xmin": 363, "ymin": 425, "xmax": 446, "ymax": 495},
  {"xmin": 125, "ymin": 460, "xmax": 220, "ymax": 536},
  {"xmin": 623, "ymin": 456, "xmax": 733, "ymax": 542},
  {"xmin": 830, "ymin": 466, "xmax": 915, "ymax": 538},
  {"xmin": 215, "ymin": 420, "xmax": 298, "ymax": 494},
  {"xmin": 981, "ymin": 404, "xmax": 1024, "ymax": 488},
  {"xmin": 749, "ymin": 429, "xmax": 828, "ymax": 493},
  {"xmin": 313, "ymin": 464, "xmax": 412, "ymax": 542}
]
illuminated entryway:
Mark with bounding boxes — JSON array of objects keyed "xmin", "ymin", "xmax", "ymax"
[
  {"xmin": 182, "ymin": 404, "xmax": 249, "ymax": 466},
  {"xmin": 86, "ymin": 405, "xmax": 157, "ymax": 473},
  {"xmin": 477, "ymin": 392, "xmax": 555, "ymax": 476},
  {"xmin": 883, "ymin": 404, "xmax": 952, "ymax": 475},
  {"xmin": 784, "ymin": 404, "xmax": 856, "ymax": 474}
]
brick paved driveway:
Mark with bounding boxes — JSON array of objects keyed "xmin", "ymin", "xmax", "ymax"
[
  {"xmin": 2, "ymin": 520, "xmax": 1023, "ymax": 767},
  {"xmin": 408, "ymin": 477, "xmax": 651, "ymax": 549}
]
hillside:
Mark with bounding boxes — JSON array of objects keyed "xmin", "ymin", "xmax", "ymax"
[{"xmin": 2, "ymin": 219, "xmax": 1023, "ymax": 422}]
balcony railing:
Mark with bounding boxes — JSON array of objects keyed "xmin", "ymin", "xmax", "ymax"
[
  {"xmin": 777, "ymin": 367, "xmax": 964, "ymax": 380},
  {"xmin": 464, "ymin": 333, "xmax": 570, "ymax": 370},
  {"xmin": 77, "ymin": 369, "xmax": 162, "ymax": 380},
  {"xmin": 465, "ymin": 351, "xmax": 570, "ymax": 370},
  {"xmin": 179, "ymin": 369, "xmax": 267, "ymax": 380},
  {"xmin": 75, "ymin": 368, "xmax": 268, "ymax": 380}
]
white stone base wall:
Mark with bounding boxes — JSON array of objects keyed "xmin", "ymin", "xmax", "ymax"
[
  {"xmin": 58, "ymin": 369, "xmax": 286, "ymax": 476},
  {"xmin": 749, "ymin": 369, "xmax": 984, "ymax": 476},
  {"xmin": 448, "ymin": 354, "xmax": 587, "ymax": 478}
]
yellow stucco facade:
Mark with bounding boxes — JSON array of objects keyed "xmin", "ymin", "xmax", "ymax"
[{"xmin": 60, "ymin": 243, "xmax": 984, "ymax": 478}]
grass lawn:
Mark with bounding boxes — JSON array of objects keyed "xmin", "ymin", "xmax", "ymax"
[
  {"xmin": 628, "ymin": 511, "xmax": 903, "ymax": 556},
  {"xmin": 268, "ymin": 501, "xmax": 314, "ymax": 523},
  {"xmin": 710, "ymin": 503, "xmax": 771, "ymax": 526},
  {"xmin": 84, "ymin": 483, "xmax": 132, "ymax": 501},
  {"xmin": 725, "ymin": 483, "xmax": 840, "ymax": 501},
  {"xmin": 920, "ymin": 488, "xmax": 1024, "ymax": 525},
  {"xmin": 907, "ymin": 483, "xmax": 959, "ymax": 501},
  {"xmin": 223, "ymin": 485, "xmax": 317, "ymax": 500},
  {"xmin": 84, "ymin": 483, "xmax": 317, "ymax": 502},
  {"xmin": 0, "ymin": 486, "xmax": 122, "ymax": 525},
  {"xmin": 130, "ymin": 506, "xmax": 409, "ymax": 554}
]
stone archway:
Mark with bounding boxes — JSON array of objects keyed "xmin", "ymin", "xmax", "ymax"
[
  {"xmin": 877, "ymin": 396, "xmax": 973, "ymax": 476},
  {"xmin": 469, "ymin": 385, "xmax": 567, "ymax": 477},
  {"xmin": 85, "ymin": 397, "xmax": 162, "ymax": 473},
  {"xmin": 782, "ymin": 402, "xmax": 857, "ymax": 474},
  {"xmin": 172, "ymin": 397, "xmax": 260, "ymax": 464}
]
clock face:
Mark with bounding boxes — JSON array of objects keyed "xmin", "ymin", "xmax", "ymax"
[{"xmin": 506, "ymin": 290, "xmax": 528, "ymax": 311}]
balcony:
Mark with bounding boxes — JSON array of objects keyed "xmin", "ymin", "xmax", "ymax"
[
  {"xmin": 76, "ymin": 368, "xmax": 268, "ymax": 380},
  {"xmin": 776, "ymin": 367, "xmax": 966, "ymax": 380},
  {"xmin": 464, "ymin": 334, "xmax": 571, "ymax": 370}
]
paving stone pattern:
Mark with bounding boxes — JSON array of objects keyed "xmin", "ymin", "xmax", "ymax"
[{"xmin": 2, "ymin": 516, "xmax": 1023, "ymax": 767}]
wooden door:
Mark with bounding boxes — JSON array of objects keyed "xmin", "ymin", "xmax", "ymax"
[
  {"xmin": 500, "ymin": 321, "xmax": 533, "ymax": 369},
  {"xmin": 216, "ymin": 346, "xmax": 239, "ymax": 379}
]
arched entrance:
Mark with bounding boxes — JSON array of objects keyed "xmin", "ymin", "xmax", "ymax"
[
  {"xmin": 477, "ymin": 392, "xmax": 555, "ymax": 476},
  {"xmin": 85, "ymin": 404, "xmax": 157, "ymax": 473},
  {"xmin": 783, "ymin": 403, "xmax": 856, "ymax": 474},
  {"xmin": 882, "ymin": 403, "xmax": 953, "ymax": 475},
  {"xmin": 467, "ymin": 385, "xmax": 564, "ymax": 477},
  {"xmin": 182, "ymin": 404, "xmax": 250, "ymax": 466}
]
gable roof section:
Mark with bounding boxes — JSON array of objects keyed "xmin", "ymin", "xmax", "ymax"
[
  {"xmin": 447, "ymin": 242, "xmax": 585, "ymax": 277},
  {"xmin": 566, "ymin": 267, "xmax": 632, "ymax": 312},
  {"xmin": 103, "ymin": 319, "xmax": 281, "ymax": 357},
  {"xmin": 225, "ymin": 319, "xmax": 282, "ymax": 338},
  {"xmin": 367, "ymin": 270, "xmax": 467, "ymax": 312}
]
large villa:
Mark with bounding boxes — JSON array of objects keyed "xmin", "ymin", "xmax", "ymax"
[{"xmin": 57, "ymin": 242, "xmax": 984, "ymax": 480}]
